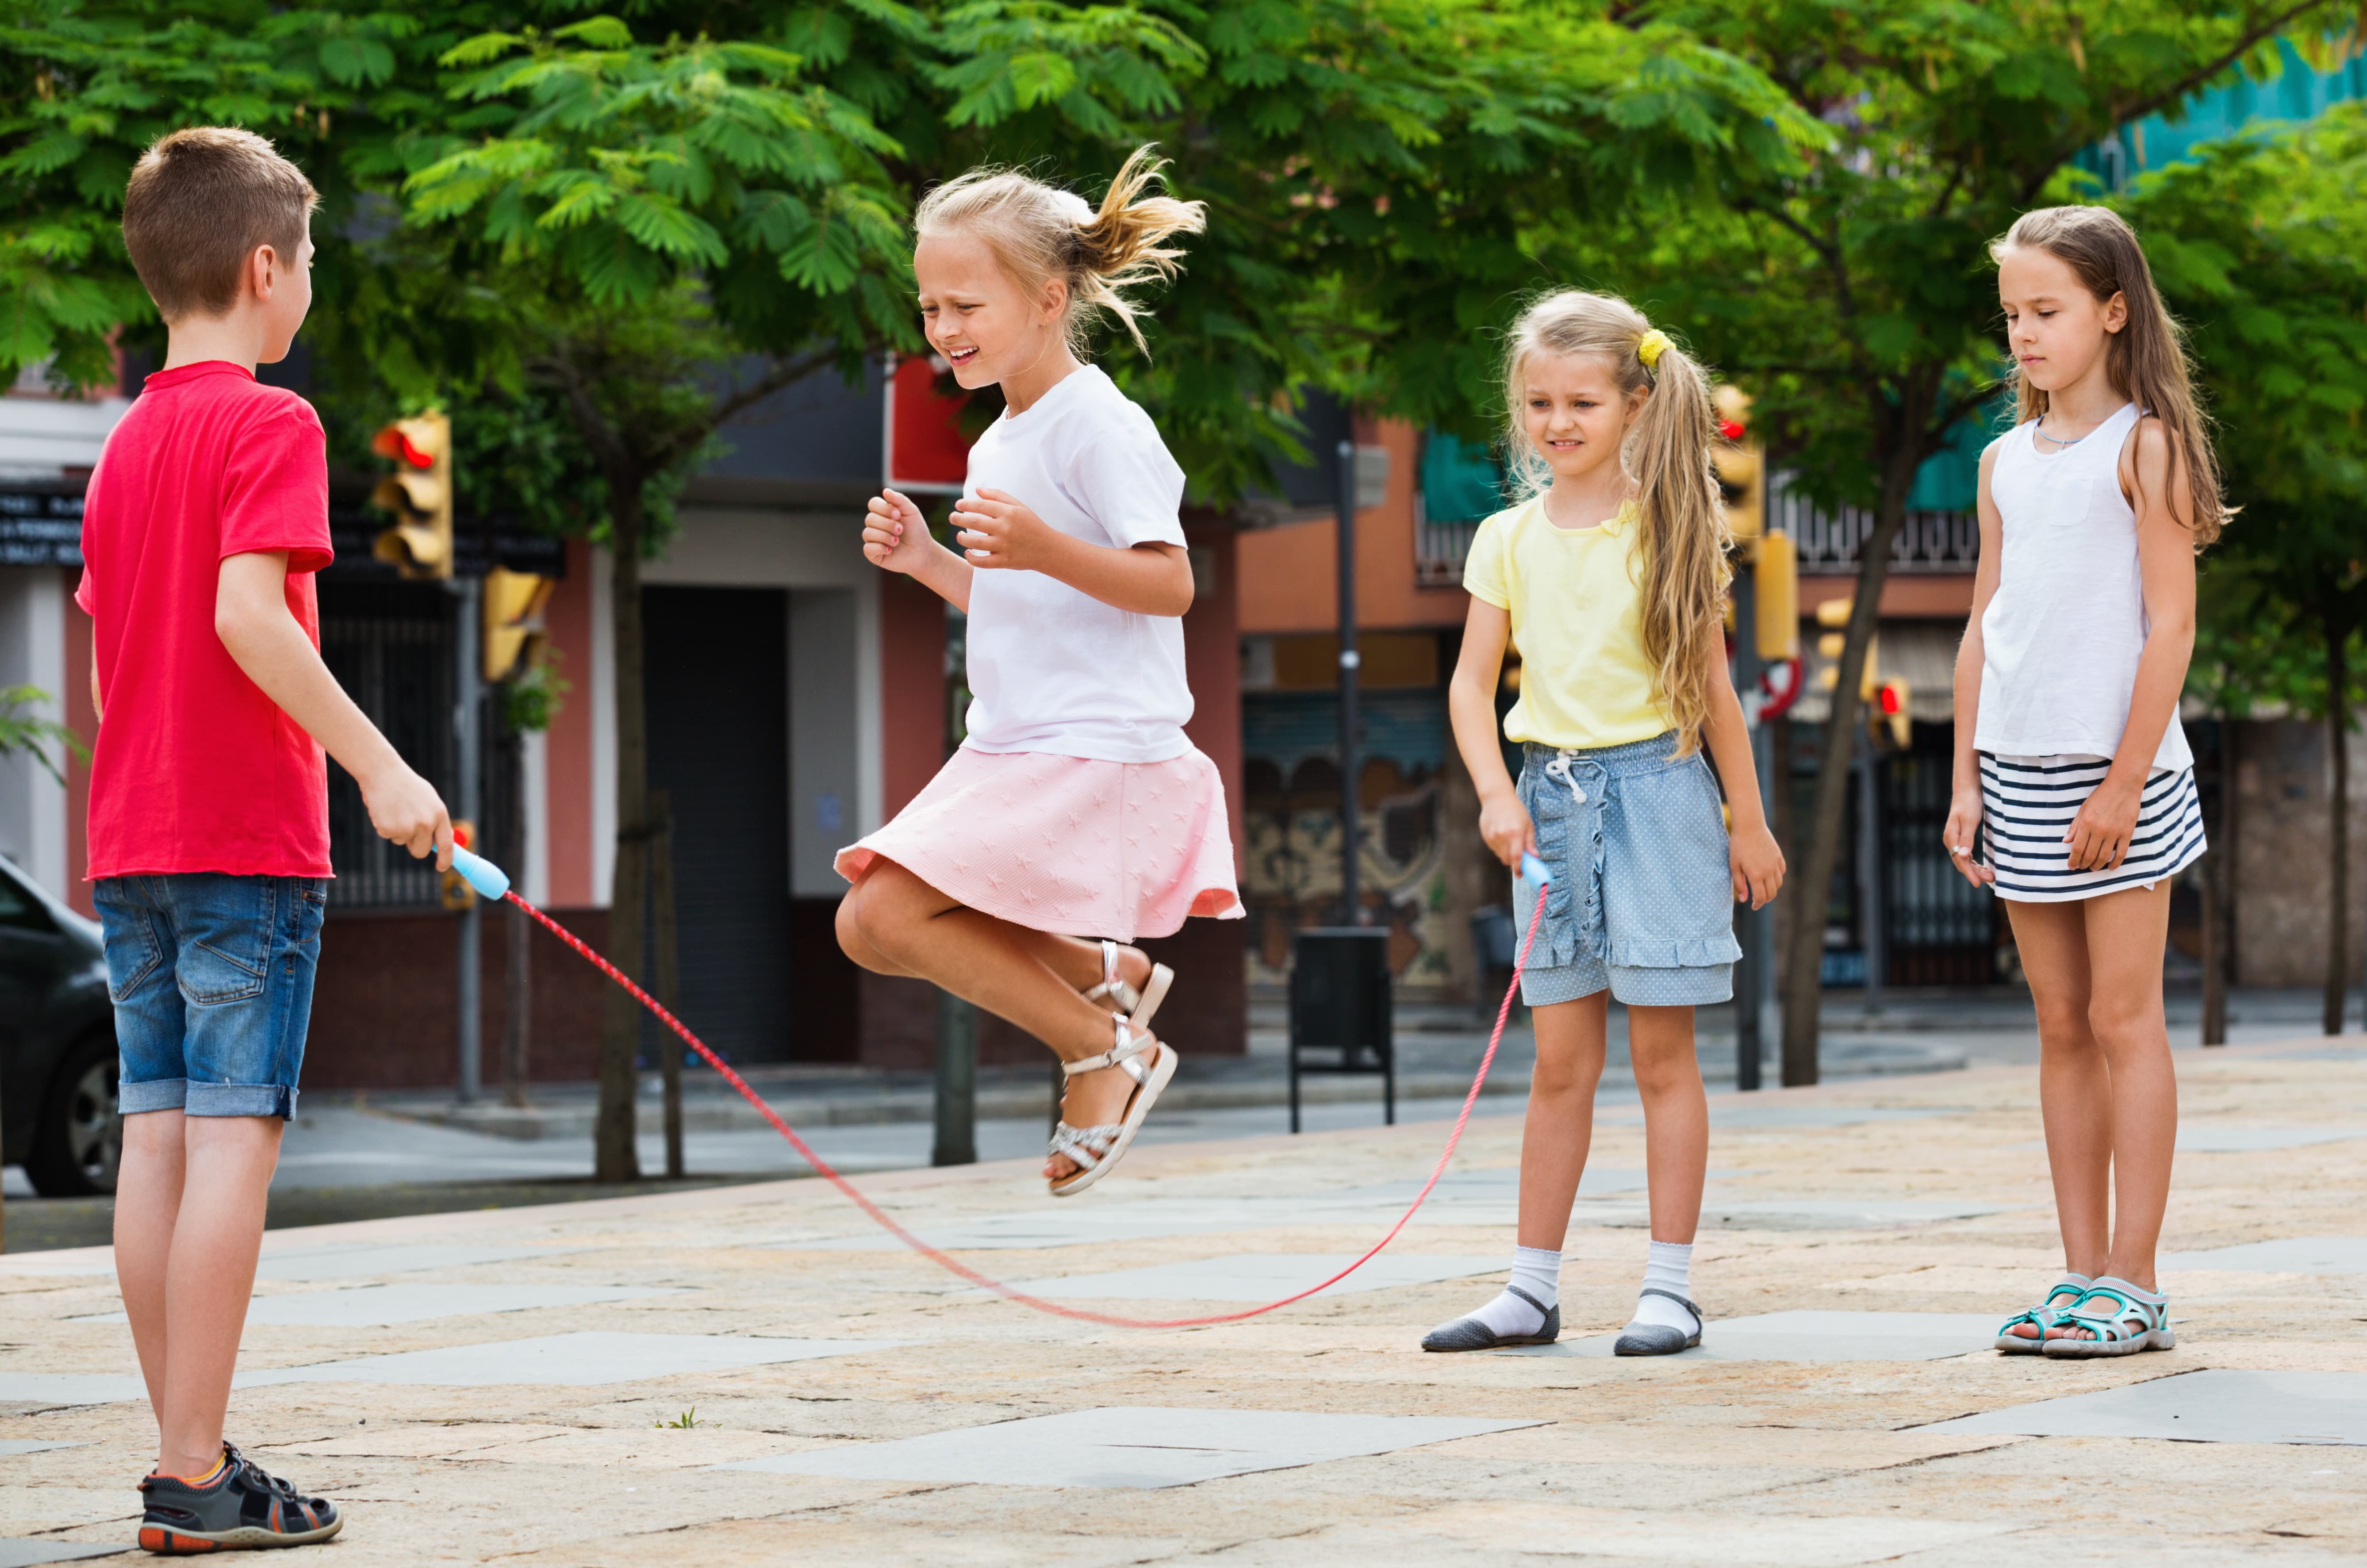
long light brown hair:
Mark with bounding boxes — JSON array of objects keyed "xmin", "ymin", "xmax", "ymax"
[
  {"xmin": 1501, "ymin": 290, "xmax": 1730, "ymax": 755},
  {"xmin": 1992, "ymin": 206, "xmax": 2229, "ymax": 546},
  {"xmin": 914, "ymin": 146, "xmax": 1206, "ymax": 355}
]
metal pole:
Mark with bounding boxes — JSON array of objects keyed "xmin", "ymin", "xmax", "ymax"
[
  {"xmin": 933, "ymin": 989, "xmax": 976, "ymax": 1166},
  {"xmin": 1733, "ymin": 559, "xmax": 1764, "ymax": 1092},
  {"xmin": 1336, "ymin": 438, "xmax": 1362, "ymax": 926},
  {"xmin": 1858, "ymin": 740, "xmax": 1884, "ymax": 1014},
  {"xmin": 455, "ymin": 576, "xmax": 482, "ymax": 1104}
]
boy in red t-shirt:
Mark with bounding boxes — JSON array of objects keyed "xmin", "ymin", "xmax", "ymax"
[{"xmin": 80, "ymin": 127, "xmax": 451, "ymax": 1554}]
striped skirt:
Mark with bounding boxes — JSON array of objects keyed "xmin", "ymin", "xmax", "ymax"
[{"xmin": 1978, "ymin": 754, "xmax": 2206, "ymax": 903}]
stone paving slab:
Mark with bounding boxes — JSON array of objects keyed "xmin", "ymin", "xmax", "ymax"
[
  {"xmin": 0, "ymin": 1543, "xmax": 133, "ymax": 1568},
  {"xmin": 1928, "ymin": 1369, "xmax": 2367, "ymax": 1445},
  {"xmin": 3, "ymin": 1037, "xmax": 2365, "ymax": 1563}
]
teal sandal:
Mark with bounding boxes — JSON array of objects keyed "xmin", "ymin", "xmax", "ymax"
[
  {"xmin": 1995, "ymin": 1273, "xmax": 2091, "ymax": 1355},
  {"xmin": 2042, "ymin": 1277, "xmax": 2174, "ymax": 1359}
]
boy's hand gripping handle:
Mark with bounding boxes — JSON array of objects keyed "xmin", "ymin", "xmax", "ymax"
[
  {"xmin": 450, "ymin": 843, "xmax": 511, "ymax": 901},
  {"xmin": 1520, "ymin": 850, "xmax": 1552, "ymax": 889}
]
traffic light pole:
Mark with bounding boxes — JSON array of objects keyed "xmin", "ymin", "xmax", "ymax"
[
  {"xmin": 1732, "ymin": 560, "xmax": 1765, "ymax": 1092},
  {"xmin": 1336, "ymin": 438, "xmax": 1362, "ymax": 926},
  {"xmin": 455, "ymin": 576, "xmax": 483, "ymax": 1105}
]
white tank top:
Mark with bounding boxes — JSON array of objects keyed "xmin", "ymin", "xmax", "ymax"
[{"xmin": 1974, "ymin": 402, "xmax": 2192, "ymax": 772}]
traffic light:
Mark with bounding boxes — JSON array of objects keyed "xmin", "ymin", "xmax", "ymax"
[
  {"xmin": 1711, "ymin": 387, "xmax": 1762, "ymax": 542},
  {"xmin": 1754, "ymin": 530, "xmax": 1798, "ymax": 661},
  {"xmin": 1872, "ymin": 676, "xmax": 1912, "ymax": 751},
  {"xmin": 369, "ymin": 412, "xmax": 453, "ymax": 580},
  {"xmin": 1812, "ymin": 597, "xmax": 1878, "ymax": 699},
  {"xmin": 483, "ymin": 567, "xmax": 555, "ymax": 683}
]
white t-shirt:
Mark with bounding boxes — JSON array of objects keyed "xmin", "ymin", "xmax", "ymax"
[{"xmin": 959, "ymin": 365, "xmax": 1193, "ymax": 763}]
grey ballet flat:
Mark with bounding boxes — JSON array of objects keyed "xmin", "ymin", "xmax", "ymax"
[
  {"xmin": 1421, "ymin": 1286, "xmax": 1559, "ymax": 1351},
  {"xmin": 1613, "ymin": 1288, "xmax": 1703, "ymax": 1356}
]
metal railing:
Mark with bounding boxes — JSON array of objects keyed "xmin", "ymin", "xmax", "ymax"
[
  {"xmin": 1772, "ymin": 485, "xmax": 1979, "ymax": 575},
  {"xmin": 321, "ymin": 602, "xmax": 453, "ymax": 908},
  {"xmin": 1415, "ymin": 517, "xmax": 1481, "ymax": 586}
]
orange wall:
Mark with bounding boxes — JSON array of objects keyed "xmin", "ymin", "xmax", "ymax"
[
  {"xmin": 1237, "ymin": 419, "xmax": 1470, "ymax": 636},
  {"xmin": 879, "ymin": 572, "xmax": 947, "ymax": 817},
  {"xmin": 542, "ymin": 538, "xmax": 597, "ymax": 907},
  {"xmin": 1180, "ymin": 526, "xmax": 1244, "ymax": 870},
  {"xmin": 1799, "ymin": 572, "xmax": 1974, "ymax": 621}
]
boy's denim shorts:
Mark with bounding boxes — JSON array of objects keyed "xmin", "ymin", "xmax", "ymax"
[
  {"xmin": 1513, "ymin": 734, "xmax": 1743, "ymax": 1008},
  {"xmin": 94, "ymin": 874, "xmax": 327, "ymax": 1119}
]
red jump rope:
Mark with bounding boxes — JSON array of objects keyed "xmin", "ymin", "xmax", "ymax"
[{"xmin": 447, "ymin": 843, "xmax": 1550, "ymax": 1330}]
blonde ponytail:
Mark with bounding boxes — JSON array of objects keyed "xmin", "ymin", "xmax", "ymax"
[
  {"xmin": 913, "ymin": 146, "xmax": 1207, "ymax": 355},
  {"xmin": 1501, "ymin": 290, "xmax": 1732, "ymax": 755}
]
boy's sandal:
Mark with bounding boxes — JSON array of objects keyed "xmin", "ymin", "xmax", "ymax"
[
  {"xmin": 1046, "ymin": 1014, "xmax": 1178, "ymax": 1199},
  {"xmin": 1420, "ymin": 1287, "xmax": 1560, "ymax": 1352},
  {"xmin": 1084, "ymin": 939, "xmax": 1173, "ymax": 1035},
  {"xmin": 1613, "ymin": 1290, "xmax": 1704, "ymax": 1357},
  {"xmin": 2041, "ymin": 1278, "xmax": 2175, "ymax": 1358},
  {"xmin": 1995, "ymin": 1273, "xmax": 2092, "ymax": 1354}
]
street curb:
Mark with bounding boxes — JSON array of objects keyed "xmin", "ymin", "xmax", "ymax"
[{"xmin": 355, "ymin": 1042, "xmax": 1970, "ymax": 1140}]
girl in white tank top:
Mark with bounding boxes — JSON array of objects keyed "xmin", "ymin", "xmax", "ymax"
[{"xmin": 1949, "ymin": 207, "xmax": 2229, "ymax": 1363}]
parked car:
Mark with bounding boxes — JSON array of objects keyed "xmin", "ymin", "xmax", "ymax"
[{"xmin": 0, "ymin": 853, "xmax": 117, "ymax": 1196}]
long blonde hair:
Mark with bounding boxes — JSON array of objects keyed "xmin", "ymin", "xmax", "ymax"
[
  {"xmin": 1992, "ymin": 206, "xmax": 2229, "ymax": 547},
  {"xmin": 913, "ymin": 146, "xmax": 1206, "ymax": 355},
  {"xmin": 1501, "ymin": 290, "xmax": 1730, "ymax": 755}
]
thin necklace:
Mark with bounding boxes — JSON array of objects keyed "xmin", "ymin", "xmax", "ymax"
[{"xmin": 2034, "ymin": 417, "xmax": 2087, "ymax": 450}]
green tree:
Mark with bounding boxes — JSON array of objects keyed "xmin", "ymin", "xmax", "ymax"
[
  {"xmin": 350, "ymin": 3, "xmax": 1818, "ymax": 1179},
  {"xmin": 4, "ymin": 0, "xmax": 1825, "ymax": 1179},
  {"xmin": 2130, "ymin": 100, "xmax": 2367, "ymax": 1036},
  {"xmin": 1591, "ymin": 0, "xmax": 2357, "ymax": 1080}
]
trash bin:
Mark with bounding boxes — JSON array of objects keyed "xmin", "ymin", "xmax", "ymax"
[{"xmin": 1288, "ymin": 926, "xmax": 1393, "ymax": 1131}]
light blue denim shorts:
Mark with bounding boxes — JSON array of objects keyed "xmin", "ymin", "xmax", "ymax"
[
  {"xmin": 95, "ymin": 874, "xmax": 327, "ymax": 1119},
  {"xmin": 1513, "ymin": 734, "xmax": 1742, "ymax": 1008}
]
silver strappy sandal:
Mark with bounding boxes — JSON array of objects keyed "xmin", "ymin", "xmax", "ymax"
[
  {"xmin": 1083, "ymin": 939, "xmax": 1172, "ymax": 1035},
  {"xmin": 2041, "ymin": 1278, "xmax": 2175, "ymax": 1358},
  {"xmin": 1047, "ymin": 1013, "xmax": 1178, "ymax": 1198},
  {"xmin": 1996, "ymin": 1273, "xmax": 2092, "ymax": 1354}
]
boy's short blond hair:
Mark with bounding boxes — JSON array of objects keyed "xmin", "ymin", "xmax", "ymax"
[{"xmin": 122, "ymin": 127, "xmax": 318, "ymax": 323}]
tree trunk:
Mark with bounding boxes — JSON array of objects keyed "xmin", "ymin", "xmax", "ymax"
[
  {"xmin": 1778, "ymin": 442, "xmax": 1921, "ymax": 1086},
  {"xmin": 2326, "ymin": 606, "xmax": 2352, "ymax": 1038},
  {"xmin": 503, "ymin": 721, "xmax": 533, "ymax": 1106},
  {"xmin": 595, "ymin": 491, "xmax": 650, "ymax": 1182},
  {"xmin": 651, "ymin": 788, "xmax": 684, "ymax": 1179}
]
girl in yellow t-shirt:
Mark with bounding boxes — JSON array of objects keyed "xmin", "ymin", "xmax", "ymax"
[{"xmin": 1423, "ymin": 291, "xmax": 1785, "ymax": 1357}]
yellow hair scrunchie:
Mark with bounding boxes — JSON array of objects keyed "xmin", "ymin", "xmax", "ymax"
[{"xmin": 1636, "ymin": 329, "xmax": 1672, "ymax": 370}]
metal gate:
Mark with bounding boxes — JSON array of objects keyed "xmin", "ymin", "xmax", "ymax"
[{"xmin": 1878, "ymin": 737, "xmax": 1998, "ymax": 986}]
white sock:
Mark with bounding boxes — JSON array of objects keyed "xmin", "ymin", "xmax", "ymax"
[
  {"xmin": 1465, "ymin": 1246, "xmax": 1561, "ymax": 1336},
  {"xmin": 1629, "ymin": 1240, "xmax": 1696, "ymax": 1333}
]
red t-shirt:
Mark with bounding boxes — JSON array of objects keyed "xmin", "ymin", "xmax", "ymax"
[{"xmin": 76, "ymin": 361, "xmax": 336, "ymax": 879}]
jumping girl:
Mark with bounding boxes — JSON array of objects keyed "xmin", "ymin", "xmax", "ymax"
[
  {"xmin": 1953, "ymin": 207, "xmax": 2222, "ymax": 1357},
  {"xmin": 836, "ymin": 149, "xmax": 1239, "ymax": 1196},
  {"xmin": 1424, "ymin": 291, "xmax": 1784, "ymax": 1355}
]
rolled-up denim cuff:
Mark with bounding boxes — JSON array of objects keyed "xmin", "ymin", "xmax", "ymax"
[
  {"xmin": 118, "ymin": 1077, "xmax": 188, "ymax": 1115},
  {"xmin": 182, "ymin": 1082, "xmax": 297, "ymax": 1119},
  {"xmin": 1520, "ymin": 960, "xmax": 1609, "ymax": 1008},
  {"xmin": 1607, "ymin": 964, "xmax": 1732, "ymax": 1008}
]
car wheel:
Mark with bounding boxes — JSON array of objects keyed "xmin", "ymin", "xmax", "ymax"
[{"xmin": 25, "ymin": 1032, "xmax": 119, "ymax": 1197}]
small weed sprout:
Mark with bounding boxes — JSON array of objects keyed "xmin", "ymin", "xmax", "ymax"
[{"xmin": 656, "ymin": 1407, "xmax": 701, "ymax": 1429}]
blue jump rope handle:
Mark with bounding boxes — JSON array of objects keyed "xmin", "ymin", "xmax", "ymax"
[
  {"xmin": 1520, "ymin": 850, "xmax": 1551, "ymax": 888},
  {"xmin": 449, "ymin": 843, "xmax": 511, "ymax": 901}
]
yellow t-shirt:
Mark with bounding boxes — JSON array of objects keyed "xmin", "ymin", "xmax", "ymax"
[{"xmin": 1461, "ymin": 496, "xmax": 1672, "ymax": 749}]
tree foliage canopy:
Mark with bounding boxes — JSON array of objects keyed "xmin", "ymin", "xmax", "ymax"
[{"xmin": 2128, "ymin": 99, "xmax": 2367, "ymax": 720}]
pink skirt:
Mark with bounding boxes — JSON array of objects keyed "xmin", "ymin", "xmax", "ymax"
[{"xmin": 836, "ymin": 746, "xmax": 1244, "ymax": 942}]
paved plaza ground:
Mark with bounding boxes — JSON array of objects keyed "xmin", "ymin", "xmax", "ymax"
[{"xmin": 4, "ymin": 1032, "xmax": 2364, "ymax": 1564}]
